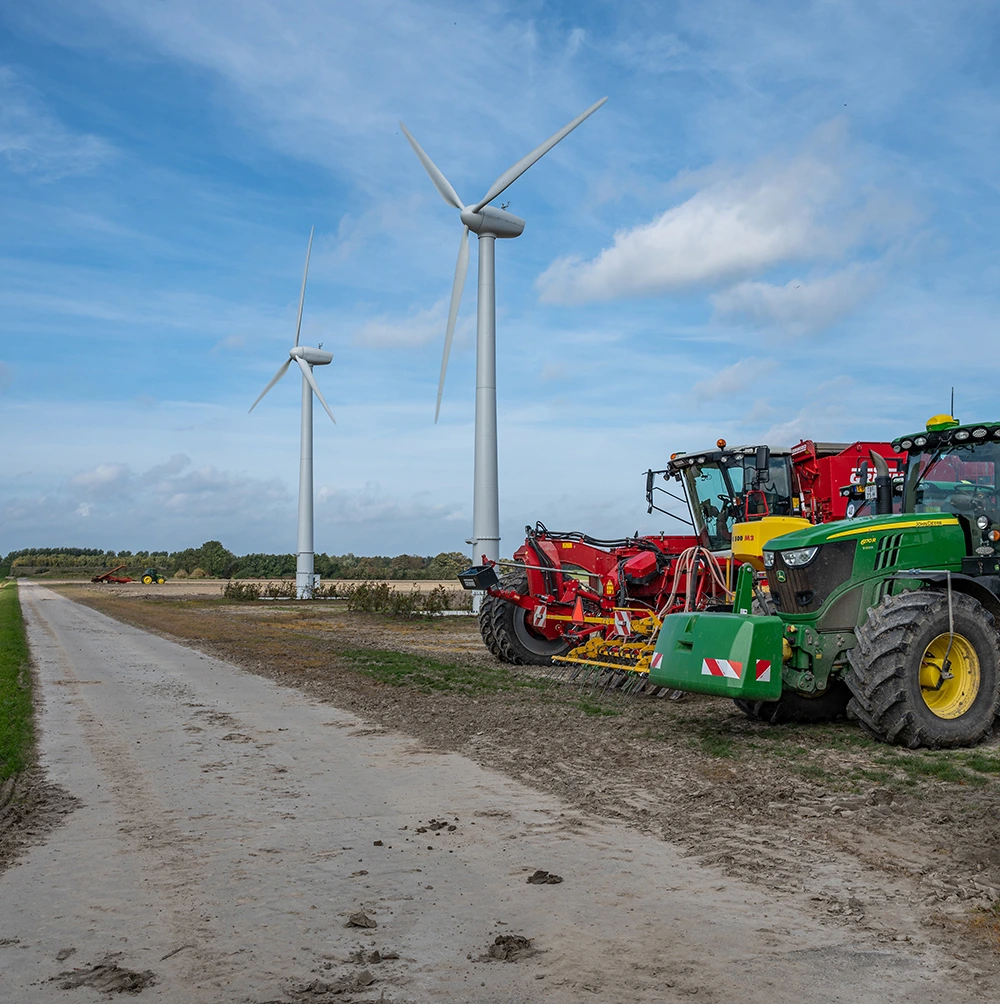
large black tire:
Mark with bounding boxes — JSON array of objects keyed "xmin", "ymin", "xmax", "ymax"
[
  {"xmin": 478, "ymin": 570, "xmax": 571, "ymax": 666},
  {"xmin": 845, "ymin": 590, "xmax": 1000, "ymax": 748}
]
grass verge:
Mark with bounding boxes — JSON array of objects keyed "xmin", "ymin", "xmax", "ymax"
[{"xmin": 0, "ymin": 583, "xmax": 33, "ymax": 781}]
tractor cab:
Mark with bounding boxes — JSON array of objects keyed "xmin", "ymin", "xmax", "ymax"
[{"xmin": 651, "ymin": 444, "xmax": 795, "ymax": 551}]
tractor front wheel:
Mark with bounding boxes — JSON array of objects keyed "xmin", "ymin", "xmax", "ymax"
[
  {"xmin": 846, "ymin": 590, "xmax": 1000, "ymax": 748},
  {"xmin": 479, "ymin": 570, "xmax": 571, "ymax": 666},
  {"xmin": 734, "ymin": 682, "xmax": 850, "ymax": 725}
]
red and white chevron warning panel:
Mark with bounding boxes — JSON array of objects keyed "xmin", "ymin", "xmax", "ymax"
[
  {"xmin": 532, "ymin": 604, "xmax": 547, "ymax": 628},
  {"xmin": 613, "ymin": 610, "xmax": 633, "ymax": 637},
  {"xmin": 701, "ymin": 658, "xmax": 743, "ymax": 679},
  {"xmin": 650, "ymin": 652, "xmax": 663, "ymax": 671},
  {"xmin": 755, "ymin": 660, "xmax": 771, "ymax": 682}
]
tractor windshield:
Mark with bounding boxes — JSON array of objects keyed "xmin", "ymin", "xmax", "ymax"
[
  {"xmin": 904, "ymin": 439, "xmax": 999, "ymax": 523},
  {"xmin": 682, "ymin": 455, "xmax": 794, "ymax": 551}
]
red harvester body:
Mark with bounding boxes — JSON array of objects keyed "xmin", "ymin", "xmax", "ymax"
[{"xmin": 477, "ymin": 438, "xmax": 904, "ymax": 666}]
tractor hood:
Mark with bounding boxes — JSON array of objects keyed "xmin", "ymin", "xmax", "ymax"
[{"xmin": 761, "ymin": 510, "xmax": 963, "ymax": 554}]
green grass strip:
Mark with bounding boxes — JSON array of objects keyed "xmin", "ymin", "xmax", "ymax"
[
  {"xmin": 339, "ymin": 646, "xmax": 552, "ymax": 695},
  {"xmin": 0, "ymin": 583, "xmax": 33, "ymax": 781}
]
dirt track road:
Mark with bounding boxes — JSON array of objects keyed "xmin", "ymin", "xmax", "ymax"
[{"xmin": 0, "ymin": 584, "xmax": 986, "ymax": 1002}]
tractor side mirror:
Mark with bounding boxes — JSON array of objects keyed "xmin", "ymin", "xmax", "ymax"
[
  {"xmin": 645, "ymin": 470, "xmax": 654, "ymax": 513},
  {"xmin": 754, "ymin": 445, "xmax": 770, "ymax": 485}
]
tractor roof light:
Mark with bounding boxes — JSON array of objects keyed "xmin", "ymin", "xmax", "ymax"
[
  {"xmin": 717, "ymin": 439, "xmax": 727, "ymax": 449},
  {"xmin": 973, "ymin": 427, "xmax": 988, "ymax": 439},
  {"xmin": 955, "ymin": 429, "xmax": 971, "ymax": 441},
  {"xmin": 926, "ymin": 414, "xmax": 960, "ymax": 432},
  {"xmin": 914, "ymin": 436, "xmax": 927, "ymax": 447},
  {"xmin": 697, "ymin": 456, "xmax": 707, "ymax": 464},
  {"xmin": 900, "ymin": 439, "xmax": 913, "ymax": 451}
]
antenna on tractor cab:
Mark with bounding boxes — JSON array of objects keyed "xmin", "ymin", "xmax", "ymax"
[{"xmin": 951, "ymin": 386, "xmax": 955, "ymax": 415}]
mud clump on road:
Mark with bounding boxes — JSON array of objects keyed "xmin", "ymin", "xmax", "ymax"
[
  {"xmin": 53, "ymin": 960, "xmax": 156, "ymax": 994},
  {"xmin": 526, "ymin": 869, "xmax": 563, "ymax": 884},
  {"xmin": 483, "ymin": 934, "xmax": 536, "ymax": 962},
  {"xmin": 293, "ymin": 970, "xmax": 376, "ymax": 996},
  {"xmin": 346, "ymin": 910, "xmax": 377, "ymax": 929},
  {"xmin": 0, "ymin": 767, "xmax": 79, "ymax": 876}
]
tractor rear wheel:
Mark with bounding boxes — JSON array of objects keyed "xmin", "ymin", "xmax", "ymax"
[
  {"xmin": 845, "ymin": 590, "xmax": 1000, "ymax": 748},
  {"xmin": 142, "ymin": 574, "xmax": 153, "ymax": 584},
  {"xmin": 479, "ymin": 570, "xmax": 571, "ymax": 666}
]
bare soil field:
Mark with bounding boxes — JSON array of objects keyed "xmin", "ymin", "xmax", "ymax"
[
  {"xmin": 37, "ymin": 579, "xmax": 460, "ymax": 599},
  {"xmin": 51, "ymin": 582, "xmax": 1000, "ymax": 986}
]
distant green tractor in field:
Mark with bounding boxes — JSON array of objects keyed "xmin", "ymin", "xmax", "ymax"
[
  {"xmin": 141, "ymin": 569, "xmax": 166, "ymax": 585},
  {"xmin": 651, "ymin": 415, "xmax": 1000, "ymax": 748}
]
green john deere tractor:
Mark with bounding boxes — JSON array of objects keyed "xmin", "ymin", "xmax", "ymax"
[{"xmin": 650, "ymin": 414, "xmax": 1000, "ymax": 748}]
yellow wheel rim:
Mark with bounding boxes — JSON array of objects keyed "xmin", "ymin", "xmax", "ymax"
[
  {"xmin": 142, "ymin": 575, "xmax": 152, "ymax": 584},
  {"xmin": 919, "ymin": 632, "xmax": 980, "ymax": 719}
]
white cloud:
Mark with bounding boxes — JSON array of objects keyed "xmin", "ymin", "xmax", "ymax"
[
  {"xmin": 712, "ymin": 265, "xmax": 884, "ymax": 336},
  {"xmin": 75, "ymin": 502, "xmax": 92, "ymax": 518},
  {"xmin": 536, "ymin": 123, "xmax": 901, "ymax": 305},
  {"xmin": 691, "ymin": 357, "xmax": 776, "ymax": 400},
  {"xmin": 70, "ymin": 463, "xmax": 130, "ymax": 497},
  {"xmin": 0, "ymin": 66, "xmax": 114, "ymax": 180},
  {"xmin": 355, "ymin": 298, "xmax": 450, "ymax": 348}
]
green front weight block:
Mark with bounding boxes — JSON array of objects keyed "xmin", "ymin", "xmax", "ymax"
[{"xmin": 650, "ymin": 612, "xmax": 783, "ymax": 700}]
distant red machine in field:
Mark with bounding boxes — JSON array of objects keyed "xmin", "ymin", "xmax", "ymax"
[
  {"xmin": 473, "ymin": 437, "xmax": 905, "ymax": 669},
  {"xmin": 91, "ymin": 564, "xmax": 133, "ymax": 584}
]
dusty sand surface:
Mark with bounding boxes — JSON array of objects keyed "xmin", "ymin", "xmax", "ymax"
[{"xmin": 3, "ymin": 584, "xmax": 999, "ymax": 1001}]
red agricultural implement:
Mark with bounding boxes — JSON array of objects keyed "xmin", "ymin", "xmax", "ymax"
[
  {"xmin": 91, "ymin": 564, "xmax": 133, "ymax": 584},
  {"xmin": 472, "ymin": 437, "xmax": 905, "ymax": 682}
]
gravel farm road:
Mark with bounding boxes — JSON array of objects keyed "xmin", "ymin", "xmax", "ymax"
[{"xmin": 0, "ymin": 584, "xmax": 985, "ymax": 1003}]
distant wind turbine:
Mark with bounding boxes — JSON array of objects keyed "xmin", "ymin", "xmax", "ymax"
[
  {"xmin": 400, "ymin": 97, "xmax": 607, "ymax": 572},
  {"xmin": 249, "ymin": 226, "xmax": 335, "ymax": 600}
]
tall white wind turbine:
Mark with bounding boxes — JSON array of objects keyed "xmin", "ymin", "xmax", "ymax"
[
  {"xmin": 401, "ymin": 98, "xmax": 607, "ymax": 574},
  {"xmin": 249, "ymin": 226, "xmax": 336, "ymax": 600}
]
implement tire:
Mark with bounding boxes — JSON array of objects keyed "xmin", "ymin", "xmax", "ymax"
[
  {"xmin": 734, "ymin": 682, "xmax": 850, "ymax": 725},
  {"xmin": 478, "ymin": 570, "xmax": 571, "ymax": 666},
  {"xmin": 845, "ymin": 590, "xmax": 1000, "ymax": 748}
]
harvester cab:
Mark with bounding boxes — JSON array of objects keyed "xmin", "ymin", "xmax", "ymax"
[
  {"xmin": 653, "ymin": 443, "xmax": 798, "ymax": 552},
  {"xmin": 649, "ymin": 415, "xmax": 1000, "ymax": 748}
]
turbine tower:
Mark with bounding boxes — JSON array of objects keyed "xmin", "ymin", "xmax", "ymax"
[
  {"xmin": 401, "ymin": 98, "xmax": 607, "ymax": 572},
  {"xmin": 249, "ymin": 226, "xmax": 336, "ymax": 599}
]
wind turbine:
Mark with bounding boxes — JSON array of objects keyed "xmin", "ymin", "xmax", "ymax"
[
  {"xmin": 249, "ymin": 226, "xmax": 336, "ymax": 600},
  {"xmin": 401, "ymin": 97, "xmax": 607, "ymax": 574}
]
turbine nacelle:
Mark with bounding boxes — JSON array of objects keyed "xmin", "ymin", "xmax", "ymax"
[
  {"xmin": 460, "ymin": 205, "xmax": 525, "ymax": 238},
  {"xmin": 292, "ymin": 345, "xmax": 333, "ymax": 366}
]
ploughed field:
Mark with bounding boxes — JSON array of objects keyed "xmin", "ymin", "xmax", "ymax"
[{"xmin": 54, "ymin": 582, "xmax": 1000, "ymax": 979}]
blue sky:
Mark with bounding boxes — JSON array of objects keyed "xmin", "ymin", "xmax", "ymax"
[{"xmin": 2, "ymin": 0, "xmax": 999, "ymax": 558}]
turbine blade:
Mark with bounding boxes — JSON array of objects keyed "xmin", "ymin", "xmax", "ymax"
[
  {"xmin": 435, "ymin": 225, "xmax": 469, "ymax": 423},
  {"xmin": 249, "ymin": 358, "xmax": 292, "ymax": 412},
  {"xmin": 294, "ymin": 226, "xmax": 314, "ymax": 347},
  {"xmin": 295, "ymin": 355, "xmax": 336, "ymax": 425},
  {"xmin": 400, "ymin": 122, "xmax": 464, "ymax": 210},
  {"xmin": 471, "ymin": 97, "xmax": 608, "ymax": 213}
]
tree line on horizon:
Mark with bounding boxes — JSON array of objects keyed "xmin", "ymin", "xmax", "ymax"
[{"xmin": 1, "ymin": 541, "xmax": 469, "ymax": 581}]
